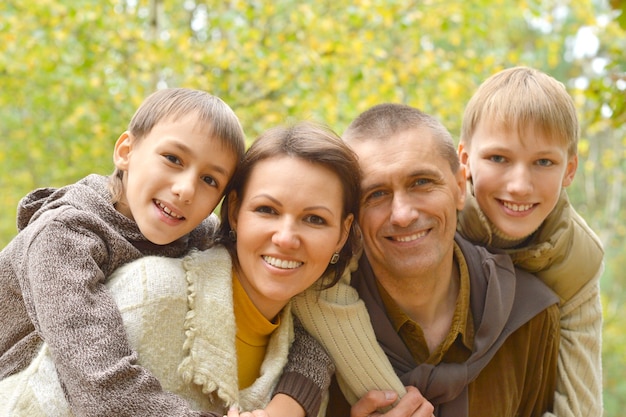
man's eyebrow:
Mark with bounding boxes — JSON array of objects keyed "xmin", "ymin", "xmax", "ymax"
[
  {"xmin": 409, "ymin": 168, "xmax": 440, "ymax": 177},
  {"xmin": 361, "ymin": 168, "xmax": 443, "ymax": 193},
  {"xmin": 360, "ymin": 182, "xmax": 385, "ymax": 195}
]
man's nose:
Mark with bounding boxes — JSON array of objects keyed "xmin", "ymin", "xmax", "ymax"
[{"xmin": 389, "ymin": 193, "xmax": 419, "ymax": 227}]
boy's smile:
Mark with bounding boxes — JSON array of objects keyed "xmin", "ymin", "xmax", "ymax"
[
  {"xmin": 154, "ymin": 199, "xmax": 184, "ymax": 220},
  {"xmin": 113, "ymin": 113, "xmax": 238, "ymax": 245},
  {"xmin": 460, "ymin": 121, "xmax": 577, "ymax": 239}
]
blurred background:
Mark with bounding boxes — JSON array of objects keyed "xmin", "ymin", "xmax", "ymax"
[{"xmin": 1, "ymin": 1, "xmax": 624, "ymax": 415}]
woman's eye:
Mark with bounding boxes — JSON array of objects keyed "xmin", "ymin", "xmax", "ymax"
[
  {"xmin": 254, "ymin": 205, "xmax": 276, "ymax": 215},
  {"xmin": 305, "ymin": 214, "xmax": 327, "ymax": 226},
  {"xmin": 202, "ymin": 176, "xmax": 217, "ymax": 187}
]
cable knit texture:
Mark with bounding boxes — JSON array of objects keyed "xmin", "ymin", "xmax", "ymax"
[
  {"xmin": 0, "ymin": 174, "xmax": 219, "ymax": 417},
  {"xmin": 292, "ymin": 260, "xmax": 406, "ymax": 408},
  {"xmin": 0, "ymin": 246, "xmax": 308, "ymax": 416}
]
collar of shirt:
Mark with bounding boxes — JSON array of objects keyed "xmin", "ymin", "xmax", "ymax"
[{"xmin": 377, "ymin": 243, "xmax": 474, "ymax": 364}]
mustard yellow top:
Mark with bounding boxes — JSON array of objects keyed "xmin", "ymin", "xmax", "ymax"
[{"xmin": 233, "ymin": 274, "xmax": 279, "ymax": 389}]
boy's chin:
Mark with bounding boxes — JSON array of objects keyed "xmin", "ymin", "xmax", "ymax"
[{"xmin": 493, "ymin": 216, "xmax": 542, "ymax": 241}]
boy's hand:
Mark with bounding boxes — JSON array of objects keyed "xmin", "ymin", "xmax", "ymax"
[{"xmin": 351, "ymin": 386, "xmax": 435, "ymax": 417}]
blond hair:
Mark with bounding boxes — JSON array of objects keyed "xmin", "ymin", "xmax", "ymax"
[{"xmin": 461, "ymin": 66, "xmax": 578, "ymax": 156}]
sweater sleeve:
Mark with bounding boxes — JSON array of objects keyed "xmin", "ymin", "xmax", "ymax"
[
  {"xmin": 524, "ymin": 304, "xmax": 561, "ymax": 417},
  {"xmin": 20, "ymin": 221, "xmax": 217, "ymax": 417},
  {"xmin": 541, "ymin": 267, "xmax": 604, "ymax": 417},
  {"xmin": 273, "ymin": 316, "xmax": 335, "ymax": 417},
  {"xmin": 290, "ymin": 264, "xmax": 406, "ymax": 407}
]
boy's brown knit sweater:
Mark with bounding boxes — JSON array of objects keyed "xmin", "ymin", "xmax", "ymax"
[{"xmin": 0, "ymin": 174, "xmax": 223, "ymax": 416}]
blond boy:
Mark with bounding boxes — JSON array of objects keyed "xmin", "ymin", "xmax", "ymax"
[{"xmin": 457, "ymin": 66, "xmax": 603, "ymax": 417}]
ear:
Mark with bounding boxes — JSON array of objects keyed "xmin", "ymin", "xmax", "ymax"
[
  {"xmin": 335, "ymin": 213, "xmax": 354, "ymax": 252},
  {"xmin": 113, "ymin": 131, "xmax": 133, "ymax": 171},
  {"xmin": 457, "ymin": 141, "xmax": 471, "ymax": 180},
  {"xmin": 455, "ymin": 164, "xmax": 467, "ymax": 211},
  {"xmin": 227, "ymin": 191, "xmax": 240, "ymax": 231},
  {"xmin": 561, "ymin": 153, "xmax": 578, "ymax": 188}
]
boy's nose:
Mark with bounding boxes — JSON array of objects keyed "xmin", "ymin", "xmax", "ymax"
[
  {"xmin": 507, "ymin": 166, "xmax": 534, "ymax": 196},
  {"xmin": 172, "ymin": 176, "xmax": 196, "ymax": 204}
]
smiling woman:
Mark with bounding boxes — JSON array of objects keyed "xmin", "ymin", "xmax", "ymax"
[
  {"xmin": 225, "ymin": 155, "xmax": 351, "ymax": 321},
  {"xmin": 0, "ymin": 121, "xmax": 362, "ymax": 417}
]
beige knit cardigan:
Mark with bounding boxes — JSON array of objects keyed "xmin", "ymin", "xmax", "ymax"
[{"xmin": 0, "ymin": 247, "xmax": 295, "ymax": 416}]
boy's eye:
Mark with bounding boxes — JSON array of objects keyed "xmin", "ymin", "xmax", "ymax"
[
  {"xmin": 488, "ymin": 155, "xmax": 506, "ymax": 163},
  {"xmin": 202, "ymin": 175, "xmax": 217, "ymax": 187},
  {"xmin": 164, "ymin": 154, "xmax": 181, "ymax": 165},
  {"xmin": 304, "ymin": 214, "xmax": 327, "ymax": 226},
  {"xmin": 536, "ymin": 159, "xmax": 554, "ymax": 167}
]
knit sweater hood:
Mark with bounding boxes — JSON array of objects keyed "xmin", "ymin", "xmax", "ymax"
[
  {"xmin": 0, "ymin": 174, "xmax": 219, "ymax": 416},
  {"xmin": 457, "ymin": 183, "xmax": 604, "ymax": 303},
  {"xmin": 178, "ymin": 248, "xmax": 295, "ymax": 412},
  {"xmin": 15, "ymin": 174, "xmax": 216, "ymax": 257}
]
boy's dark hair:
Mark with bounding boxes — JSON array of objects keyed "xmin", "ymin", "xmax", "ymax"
[{"xmin": 109, "ymin": 88, "xmax": 245, "ymax": 203}]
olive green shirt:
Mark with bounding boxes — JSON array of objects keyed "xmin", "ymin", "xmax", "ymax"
[{"xmin": 379, "ymin": 244, "xmax": 560, "ymax": 417}]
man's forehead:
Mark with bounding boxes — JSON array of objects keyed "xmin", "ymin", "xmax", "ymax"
[
  {"xmin": 354, "ymin": 131, "xmax": 451, "ymax": 185},
  {"xmin": 352, "ymin": 129, "xmax": 438, "ymax": 168}
]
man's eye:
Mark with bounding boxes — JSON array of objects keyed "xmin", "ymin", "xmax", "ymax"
[
  {"xmin": 368, "ymin": 190, "xmax": 386, "ymax": 200},
  {"xmin": 414, "ymin": 178, "xmax": 431, "ymax": 186}
]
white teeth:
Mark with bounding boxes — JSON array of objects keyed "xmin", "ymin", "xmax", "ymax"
[
  {"xmin": 263, "ymin": 256, "xmax": 302, "ymax": 269},
  {"xmin": 156, "ymin": 200, "xmax": 183, "ymax": 219},
  {"xmin": 503, "ymin": 201, "xmax": 534, "ymax": 212},
  {"xmin": 396, "ymin": 230, "xmax": 427, "ymax": 242}
]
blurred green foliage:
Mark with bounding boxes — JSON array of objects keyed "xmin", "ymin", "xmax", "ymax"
[{"xmin": 1, "ymin": 1, "xmax": 624, "ymax": 415}]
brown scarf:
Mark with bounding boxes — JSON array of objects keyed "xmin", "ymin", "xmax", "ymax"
[{"xmin": 351, "ymin": 233, "xmax": 558, "ymax": 417}]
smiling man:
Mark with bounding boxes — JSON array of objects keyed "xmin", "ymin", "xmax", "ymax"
[{"xmin": 285, "ymin": 103, "xmax": 561, "ymax": 417}]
